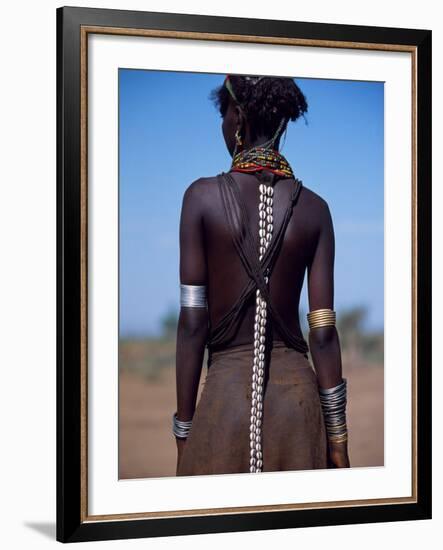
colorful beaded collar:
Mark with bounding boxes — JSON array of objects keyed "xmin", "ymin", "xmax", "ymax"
[{"xmin": 230, "ymin": 146, "xmax": 294, "ymax": 178}]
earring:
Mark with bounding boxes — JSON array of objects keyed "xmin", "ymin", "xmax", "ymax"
[{"xmin": 235, "ymin": 128, "xmax": 242, "ymax": 146}]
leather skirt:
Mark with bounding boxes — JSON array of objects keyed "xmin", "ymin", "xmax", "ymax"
[{"xmin": 176, "ymin": 341, "xmax": 328, "ymax": 476}]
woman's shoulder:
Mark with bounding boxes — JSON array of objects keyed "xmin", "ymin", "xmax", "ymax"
[
  {"xmin": 182, "ymin": 175, "xmax": 221, "ymax": 203},
  {"xmin": 298, "ymin": 183, "xmax": 331, "ymax": 214},
  {"xmin": 184, "ymin": 174, "xmax": 220, "ymax": 191},
  {"xmin": 180, "ymin": 176, "xmax": 222, "ymax": 220}
]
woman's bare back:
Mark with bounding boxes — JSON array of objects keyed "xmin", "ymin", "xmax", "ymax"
[{"xmin": 179, "ymin": 171, "xmax": 334, "ymax": 349}]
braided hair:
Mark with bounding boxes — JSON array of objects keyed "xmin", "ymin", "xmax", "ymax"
[{"xmin": 209, "ymin": 74, "xmax": 308, "ymax": 143}]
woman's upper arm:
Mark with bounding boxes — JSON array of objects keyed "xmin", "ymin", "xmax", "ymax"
[
  {"xmin": 179, "ymin": 180, "xmax": 207, "ymax": 285},
  {"xmin": 307, "ymin": 199, "xmax": 335, "ymax": 311}
]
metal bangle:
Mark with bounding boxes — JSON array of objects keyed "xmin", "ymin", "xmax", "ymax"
[
  {"xmin": 307, "ymin": 308, "xmax": 336, "ymax": 330},
  {"xmin": 180, "ymin": 284, "xmax": 207, "ymax": 308},
  {"xmin": 328, "ymin": 433, "xmax": 348, "ymax": 443},
  {"xmin": 318, "ymin": 378, "xmax": 348, "ymax": 440},
  {"xmin": 319, "ymin": 378, "xmax": 347, "ymax": 395}
]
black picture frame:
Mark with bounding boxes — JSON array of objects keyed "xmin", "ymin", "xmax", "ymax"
[{"xmin": 56, "ymin": 5, "xmax": 432, "ymax": 543}]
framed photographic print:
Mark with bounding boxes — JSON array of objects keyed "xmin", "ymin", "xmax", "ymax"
[{"xmin": 56, "ymin": 5, "xmax": 432, "ymax": 543}]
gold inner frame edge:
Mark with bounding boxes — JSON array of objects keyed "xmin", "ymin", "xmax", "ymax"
[{"xmin": 79, "ymin": 25, "xmax": 418, "ymax": 523}]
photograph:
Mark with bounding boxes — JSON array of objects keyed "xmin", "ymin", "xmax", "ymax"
[{"xmin": 118, "ymin": 69, "xmax": 384, "ymax": 479}]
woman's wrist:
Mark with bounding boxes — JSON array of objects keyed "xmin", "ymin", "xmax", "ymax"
[
  {"xmin": 318, "ymin": 378, "xmax": 349, "ymax": 444},
  {"xmin": 172, "ymin": 411, "xmax": 193, "ymax": 439}
]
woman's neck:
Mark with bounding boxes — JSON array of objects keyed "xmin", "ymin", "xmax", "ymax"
[{"xmin": 242, "ymin": 133, "xmax": 281, "ymax": 152}]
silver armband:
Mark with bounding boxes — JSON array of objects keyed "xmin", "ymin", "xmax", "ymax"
[{"xmin": 180, "ymin": 284, "xmax": 207, "ymax": 308}]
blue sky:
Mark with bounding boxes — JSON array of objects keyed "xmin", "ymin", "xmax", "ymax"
[{"xmin": 119, "ymin": 69, "xmax": 384, "ymax": 337}]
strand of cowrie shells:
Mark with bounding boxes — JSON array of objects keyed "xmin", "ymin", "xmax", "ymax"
[{"xmin": 249, "ymin": 182, "xmax": 274, "ymax": 473}]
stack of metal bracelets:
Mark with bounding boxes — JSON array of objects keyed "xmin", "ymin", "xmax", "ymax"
[
  {"xmin": 172, "ymin": 284, "xmax": 208, "ymax": 439},
  {"xmin": 172, "ymin": 411, "xmax": 193, "ymax": 439},
  {"xmin": 307, "ymin": 308, "xmax": 348, "ymax": 444},
  {"xmin": 318, "ymin": 379, "xmax": 348, "ymax": 444}
]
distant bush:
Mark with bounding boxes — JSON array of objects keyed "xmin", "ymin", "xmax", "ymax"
[
  {"xmin": 336, "ymin": 306, "xmax": 383, "ymax": 364},
  {"xmin": 160, "ymin": 309, "xmax": 179, "ymax": 339},
  {"xmin": 119, "ymin": 339, "xmax": 176, "ymax": 380}
]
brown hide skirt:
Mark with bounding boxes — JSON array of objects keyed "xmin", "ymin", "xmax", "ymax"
[{"xmin": 176, "ymin": 341, "xmax": 328, "ymax": 476}]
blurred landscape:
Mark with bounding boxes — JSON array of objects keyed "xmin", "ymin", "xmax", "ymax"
[{"xmin": 119, "ymin": 305, "xmax": 384, "ymax": 479}]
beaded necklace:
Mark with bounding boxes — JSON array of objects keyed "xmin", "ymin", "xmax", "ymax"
[{"xmin": 230, "ymin": 146, "xmax": 294, "ymax": 179}]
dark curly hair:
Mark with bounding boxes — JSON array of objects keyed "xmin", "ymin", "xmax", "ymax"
[{"xmin": 209, "ymin": 74, "xmax": 308, "ymax": 143}]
